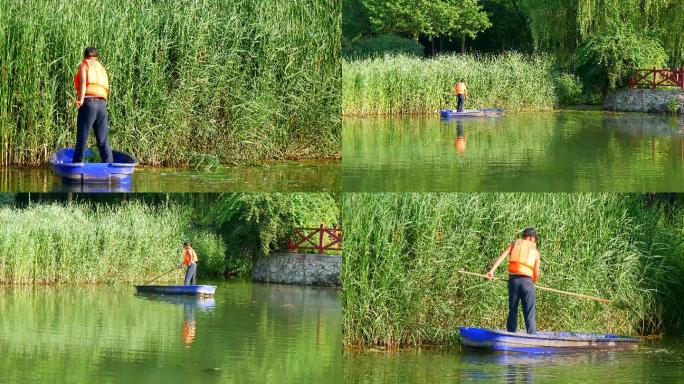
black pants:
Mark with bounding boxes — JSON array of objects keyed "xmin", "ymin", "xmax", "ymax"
[
  {"xmin": 457, "ymin": 94, "xmax": 465, "ymax": 112},
  {"xmin": 73, "ymin": 98, "xmax": 113, "ymax": 163},
  {"xmin": 184, "ymin": 263, "xmax": 197, "ymax": 285},
  {"xmin": 507, "ymin": 274, "xmax": 536, "ymax": 334}
]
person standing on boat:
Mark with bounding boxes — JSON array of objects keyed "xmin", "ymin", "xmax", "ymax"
[
  {"xmin": 179, "ymin": 241, "xmax": 199, "ymax": 285},
  {"xmin": 73, "ymin": 46, "xmax": 113, "ymax": 164},
  {"xmin": 485, "ymin": 228, "xmax": 539, "ymax": 334},
  {"xmin": 454, "ymin": 79, "xmax": 468, "ymax": 112}
]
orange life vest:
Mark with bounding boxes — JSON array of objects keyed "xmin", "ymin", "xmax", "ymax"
[
  {"xmin": 455, "ymin": 82, "xmax": 467, "ymax": 95},
  {"xmin": 508, "ymin": 239, "xmax": 538, "ymax": 278},
  {"xmin": 74, "ymin": 59, "xmax": 109, "ymax": 99},
  {"xmin": 184, "ymin": 247, "xmax": 198, "ymax": 266}
]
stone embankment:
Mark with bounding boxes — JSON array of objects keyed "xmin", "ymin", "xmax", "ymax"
[{"xmin": 252, "ymin": 253, "xmax": 341, "ymax": 287}]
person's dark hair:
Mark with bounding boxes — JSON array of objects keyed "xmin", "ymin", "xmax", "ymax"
[
  {"xmin": 460, "ymin": 78, "xmax": 465, "ymax": 82},
  {"xmin": 522, "ymin": 227, "xmax": 537, "ymax": 240},
  {"xmin": 83, "ymin": 47, "xmax": 99, "ymax": 59},
  {"xmin": 183, "ymin": 240, "xmax": 190, "ymax": 247}
]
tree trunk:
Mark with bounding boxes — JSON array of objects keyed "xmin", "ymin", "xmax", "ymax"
[{"xmin": 461, "ymin": 34, "xmax": 466, "ymax": 53}]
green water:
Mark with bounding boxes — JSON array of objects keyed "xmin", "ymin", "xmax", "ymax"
[
  {"xmin": 0, "ymin": 281, "xmax": 341, "ymax": 384},
  {"xmin": 342, "ymin": 111, "xmax": 684, "ymax": 191},
  {"xmin": 0, "ymin": 161, "xmax": 340, "ymax": 192},
  {"xmin": 343, "ymin": 343, "xmax": 684, "ymax": 383}
]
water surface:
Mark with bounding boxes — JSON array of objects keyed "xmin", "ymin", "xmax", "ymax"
[
  {"xmin": 342, "ymin": 112, "xmax": 684, "ymax": 191},
  {"xmin": 343, "ymin": 342, "xmax": 684, "ymax": 383},
  {"xmin": 0, "ymin": 281, "xmax": 341, "ymax": 383},
  {"xmin": 0, "ymin": 161, "xmax": 340, "ymax": 192}
]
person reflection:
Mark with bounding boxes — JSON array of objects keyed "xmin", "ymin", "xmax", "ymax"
[
  {"xmin": 181, "ymin": 303, "xmax": 197, "ymax": 347},
  {"xmin": 454, "ymin": 120, "xmax": 467, "ymax": 156}
]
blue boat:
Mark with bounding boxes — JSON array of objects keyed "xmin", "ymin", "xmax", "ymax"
[
  {"xmin": 134, "ymin": 285, "xmax": 217, "ymax": 296},
  {"xmin": 440, "ymin": 109, "xmax": 504, "ymax": 118},
  {"xmin": 49, "ymin": 148, "xmax": 138, "ymax": 184},
  {"xmin": 459, "ymin": 327, "xmax": 640, "ymax": 353}
]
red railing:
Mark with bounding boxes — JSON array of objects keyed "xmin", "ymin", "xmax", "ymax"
[
  {"xmin": 629, "ymin": 67, "xmax": 684, "ymax": 89},
  {"xmin": 288, "ymin": 224, "xmax": 342, "ymax": 254}
]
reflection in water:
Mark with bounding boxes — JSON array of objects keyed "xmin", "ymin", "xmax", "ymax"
[
  {"xmin": 0, "ymin": 160, "xmax": 341, "ymax": 192},
  {"xmin": 0, "ymin": 281, "xmax": 341, "ymax": 383},
  {"xmin": 182, "ymin": 306, "xmax": 197, "ymax": 346},
  {"xmin": 135, "ymin": 294, "xmax": 217, "ymax": 347},
  {"xmin": 343, "ymin": 112, "xmax": 684, "ymax": 191},
  {"xmin": 343, "ymin": 341, "xmax": 684, "ymax": 383},
  {"xmin": 453, "ymin": 120, "xmax": 467, "ymax": 156}
]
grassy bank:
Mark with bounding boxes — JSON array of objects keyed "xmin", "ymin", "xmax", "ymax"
[
  {"xmin": 0, "ymin": 202, "xmax": 225, "ymax": 283},
  {"xmin": 342, "ymin": 193, "xmax": 684, "ymax": 348},
  {"xmin": 0, "ymin": 0, "xmax": 340, "ymax": 166},
  {"xmin": 342, "ymin": 53, "xmax": 557, "ymax": 115}
]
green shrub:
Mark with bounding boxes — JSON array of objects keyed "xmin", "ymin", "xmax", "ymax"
[
  {"xmin": 667, "ymin": 99, "xmax": 681, "ymax": 115},
  {"xmin": 553, "ymin": 73, "xmax": 584, "ymax": 106},
  {"xmin": 575, "ymin": 28, "xmax": 668, "ymax": 92}
]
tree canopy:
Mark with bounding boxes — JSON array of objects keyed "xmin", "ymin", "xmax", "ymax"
[
  {"xmin": 361, "ymin": 0, "xmax": 491, "ymax": 44},
  {"xmin": 345, "ymin": 0, "xmax": 684, "ymax": 64}
]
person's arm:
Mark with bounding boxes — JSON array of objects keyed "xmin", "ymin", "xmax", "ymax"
[
  {"xmin": 533, "ymin": 253, "xmax": 540, "ymax": 283},
  {"xmin": 464, "ymin": 87, "xmax": 468, "ymax": 99},
  {"xmin": 485, "ymin": 243, "xmax": 513, "ymax": 280},
  {"xmin": 76, "ymin": 63, "xmax": 87, "ymax": 108}
]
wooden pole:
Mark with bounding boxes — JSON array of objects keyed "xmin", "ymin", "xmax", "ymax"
[
  {"xmin": 458, "ymin": 270, "xmax": 611, "ymax": 304},
  {"xmin": 142, "ymin": 267, "xmax": 178, "ymax": 286}
]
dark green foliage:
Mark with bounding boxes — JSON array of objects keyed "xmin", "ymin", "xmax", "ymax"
[
  {"xmin": 199, "ymin": 193, "xmax": 340, "ymax": 276},
  {"xmin": 343, "ymin": 34, "xmax": 425, "ymax": 59}
]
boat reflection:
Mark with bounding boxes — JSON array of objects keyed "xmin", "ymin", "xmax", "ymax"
[
  {"xmin": 50, "ymin": 179, "xmax": 133, "ymax": 193},
  {"xmin": 459, "ymin": 349, "xmax": 623, "ymax": 384}
]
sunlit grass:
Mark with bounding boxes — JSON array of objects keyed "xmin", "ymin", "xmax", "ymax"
[
  {"xmin": 0, "ymin": 202, "xmax": 225, "ymax": 283},
  {"xmin": 342, "ymin": 53, "xmax": 557, "ymax": 115}
]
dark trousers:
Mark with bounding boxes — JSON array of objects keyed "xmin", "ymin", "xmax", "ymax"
[
  {"xmin": 73, "ymin": 98, "xmax": 113, "ymax": 163},
  {"xmin": 457, "ymin": 94, "xmax": 465, "ymax": 112},
  {"xmin": 507, "ymin": 274, "xmax": 536, "ymax": 334},
  {"xmin": 184, "ymin": 263, "xmax": 197, "ymax": 285}
]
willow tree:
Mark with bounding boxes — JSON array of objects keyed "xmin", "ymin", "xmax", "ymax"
[{"xmin": 519, "ymin": 0, "xmax": 684, "ymax": 64}]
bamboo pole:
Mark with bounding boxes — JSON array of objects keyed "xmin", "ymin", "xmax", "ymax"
[{"xmin": 458, "ymin": 270, "xmax": 611, "ymax": 304}]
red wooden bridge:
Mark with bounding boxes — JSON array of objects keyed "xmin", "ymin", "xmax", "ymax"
[
  {"xmin": 288, "ymin": 224, "xmax": 342, "ymax": 254},
  {"xmin": 629, "ymin": 67, "xmax": 684, "ymax": 89}
]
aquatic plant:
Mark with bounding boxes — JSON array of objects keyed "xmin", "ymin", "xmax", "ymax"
[
  {"xmin": 0, "ymin": 0, "xmax": 340, "ymax": 166},
  {"xmin": 342, "ymin": 193, "xmax": 684, "ymax": 347},
  {"xmin": 342, "ymin": 53, "xmax": 557, "ymax": 115},
  {"xmin": 667, "ymin": 99, "xmax": 681, "ymax": 115}
]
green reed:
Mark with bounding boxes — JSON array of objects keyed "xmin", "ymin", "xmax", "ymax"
[
  {"xmin": 0, "ymin": 0, "xmax": 340, "ymax": 166},
  {"xmin": 342, "ymin": 53, "xmax": 557, "ymax": 115},
  {"xmin": 0, "ymin": 201, "xmax": 225, "ymax": 283},
  {"xmin": 342, "ymin": 193, "xmax": 684, "ymax": 348}
]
